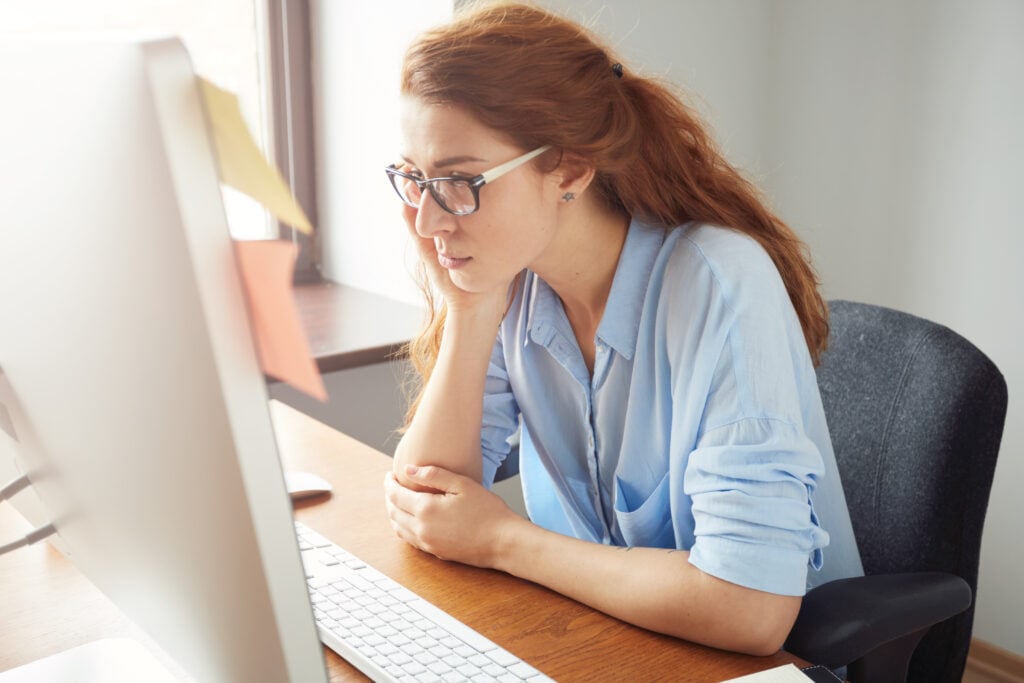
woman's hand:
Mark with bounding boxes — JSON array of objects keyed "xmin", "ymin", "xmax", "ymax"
[{"xmin": 383, "ymin": 464, "xmax": 523, "ymax": 569}]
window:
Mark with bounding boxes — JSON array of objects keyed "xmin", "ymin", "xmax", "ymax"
[{"xmin": 1, "ymin": 0, "xmax": 277, "ymax": 241}]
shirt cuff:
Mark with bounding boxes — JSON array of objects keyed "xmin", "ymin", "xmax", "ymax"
[{"xmin": 688, "ymin": 535, "xmax": 819, "ymax": 596}]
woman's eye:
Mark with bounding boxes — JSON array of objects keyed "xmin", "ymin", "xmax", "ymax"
[{"xmin": 398, "ymin": 164, "xmax": 422, "ymax": 178}]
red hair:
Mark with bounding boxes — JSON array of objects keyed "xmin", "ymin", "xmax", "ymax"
[{"xmin": 400, "ymin": 1, "xmax": 828, "ymax": 424}]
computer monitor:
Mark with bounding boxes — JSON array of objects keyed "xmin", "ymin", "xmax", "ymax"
[{"xmin": 0, "ymin": 37, "xmax": 328, "ymax": 682}]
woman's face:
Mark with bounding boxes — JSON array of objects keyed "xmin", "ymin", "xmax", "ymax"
[{"xmin": 397, "ymin": 97, "xmax": 561, "ymax": 294}]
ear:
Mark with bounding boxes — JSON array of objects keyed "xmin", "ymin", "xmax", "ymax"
[{"xmin": 552, "ymin": 154, "xmax": 596, "ymax": 202}]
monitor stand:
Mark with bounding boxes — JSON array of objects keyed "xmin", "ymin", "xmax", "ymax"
[{"xmin": 0, "ymin": 638, "xmax": 180, "ymax": 683}]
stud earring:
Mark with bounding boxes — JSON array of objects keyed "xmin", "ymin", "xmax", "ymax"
[{"xmin": 562, "ymin": 192, "xmax": 576, "ymax": 202}]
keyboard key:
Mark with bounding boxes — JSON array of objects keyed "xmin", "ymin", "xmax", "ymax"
[
  {"xmin": 363, "ymin": 634, "xmax": 386, "ymax": 648},
  {"xmin": 469, "ymin": 653, "xmax": 491, "ymax": 668},
  {"xmin": 391, "ymin": 586, "xmax": 419, "ymax": 603},
  {"xmin": 401, "ymin": 660, "xmax": 427, "ymax": 677},
  {"xmin": 487, "ymin": 648, "xmax": 522, "ymax": 668},
  {"xmin": 456, "ymin": 662, "xmax": 483, "ymax": 678},
  {"xmin": 414, "ymin": 651, "xmax": 439, "ymax": 667},
  {"xmin": 483, "ymin": 663, "xmax": 507, "ymax": 677},
  {"xmin": 399, "ymin": 642, "xmax": 424, "ymax": 658},
  {"xmin": 442, "ymin": 653, "xmax": 465, "ymax": 668},
  {"xmin": 508, "ymin": 661, "xmax": 543, "ymax": 679},
  {"xmin": 382, "ymin": 664, "xmax": 405, "ymax": 678},
  {"xmin": 428, "ymin": 660, "xmax": 454, "ymax": 676}
]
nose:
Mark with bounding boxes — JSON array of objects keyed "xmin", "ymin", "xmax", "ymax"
[{"xmin": 413, "ymin": 189, "xmax": 456, "ymax": 239}]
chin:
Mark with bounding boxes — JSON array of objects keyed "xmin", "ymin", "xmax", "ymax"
[{"xmin": 450, "ymin": 269, "xmax": 501, "ymax": 295}]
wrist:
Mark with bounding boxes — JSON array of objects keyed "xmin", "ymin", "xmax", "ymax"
[
  {"xmin": 490, "ymin": 512, "xmax": 532, "ymax": 574},
  {"xmin": 446, "ymin": 297, "xmax": 505, "ymax": 331},
  {"xmin": 441, "ymin": 307, "xmax": 504, "ymax": 360}
]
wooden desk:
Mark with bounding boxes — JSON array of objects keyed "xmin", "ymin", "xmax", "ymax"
[{"xmin": 0, "ymin": 402, "xmax": 807, "ymax": 681}]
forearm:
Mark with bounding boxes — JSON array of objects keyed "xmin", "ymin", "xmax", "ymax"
[
  {"xmin": 495, "ymin": 518, "xmax": 801, "ymax": 656},
  {"xmin": 393, "ymin": 307, "xmax": 504, "ymax": 484}
]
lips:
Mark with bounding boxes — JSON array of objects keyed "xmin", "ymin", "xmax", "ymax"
[{"xmin": 437, "ymin": 252, "xmax": 471, "ymax": 270}]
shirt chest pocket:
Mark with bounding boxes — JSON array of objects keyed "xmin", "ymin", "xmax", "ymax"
[{"xmin": 612, "ymin": 471, "xmax": 675, "ymax": 549}]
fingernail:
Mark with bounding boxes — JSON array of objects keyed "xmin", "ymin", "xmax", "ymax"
[{"xmin": 405, "ymin": 465, "xmax": 419, "ymax": 476}]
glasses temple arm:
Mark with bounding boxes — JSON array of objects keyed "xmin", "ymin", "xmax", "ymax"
[{"xmin": 479, "ymin": 145, "xmax": 552, "ymax": 184}]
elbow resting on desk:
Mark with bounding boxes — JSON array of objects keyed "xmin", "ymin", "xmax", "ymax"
[
  {"xmin": 604, "ymin": 563, "xmax": 803, "ymax": 657},
  {"xmin": 693, "ymin": 586, "xmax": 802, "ymax": 657}
]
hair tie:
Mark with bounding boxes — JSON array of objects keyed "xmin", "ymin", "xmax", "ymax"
[{"xmin": 611, "ymin": 63, "xmax": 623, "ymax": 79}]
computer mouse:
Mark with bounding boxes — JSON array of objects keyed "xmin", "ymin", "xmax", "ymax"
[{"xmin": 284, "ymin": 470, "xmax": 333, "ymax": 501}]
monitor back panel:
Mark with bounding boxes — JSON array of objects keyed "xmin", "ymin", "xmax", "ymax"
[{"xmin": 0, "ymin": 37, "xmax": 326, "ymax": 682}]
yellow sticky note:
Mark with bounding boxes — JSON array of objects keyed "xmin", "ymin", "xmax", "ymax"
[
  {"xmin": 234, "ymin": 240, "xmax": 327, "ymax": 402},
  {"xmin": 198, "ymin": 78, "xmax": 313, "ymax": 235}
]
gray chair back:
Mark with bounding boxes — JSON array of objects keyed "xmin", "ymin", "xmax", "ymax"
[{"xmin": 816, "ymin": 300, "xmax": 1007, "ymax": 682}]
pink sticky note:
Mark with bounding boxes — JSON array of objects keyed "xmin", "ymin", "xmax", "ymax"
[{"xmin": 233, "ymin": 240, "xmax": 328, "ymax": 402}]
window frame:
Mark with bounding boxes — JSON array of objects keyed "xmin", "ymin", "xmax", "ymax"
[{"xmin": 264, "ymin": 0, "xmax": 320, "ymax": 283}]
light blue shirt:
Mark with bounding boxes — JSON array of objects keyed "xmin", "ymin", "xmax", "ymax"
[{"xmin": 480, "ymin": 220, "xmax": 863, "ymax": 596}]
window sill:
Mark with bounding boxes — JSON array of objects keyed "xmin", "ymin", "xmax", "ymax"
[{"xmin": 292, "ymin": 279, "xmax": 423, "ymax": 373}]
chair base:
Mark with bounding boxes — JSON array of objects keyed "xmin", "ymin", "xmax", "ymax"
[{"xmin": 847, "ymin": 628, "xmax": 928, "ymax": 683}]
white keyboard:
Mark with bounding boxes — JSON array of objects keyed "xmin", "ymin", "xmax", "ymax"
[{"xmin": 294, "ymin": 521, "xmax": 554, "ymax": 682}]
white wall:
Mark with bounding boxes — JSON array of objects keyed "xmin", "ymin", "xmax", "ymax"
[
  {"xmin": 539, "ymin": 0, "xmax": 1024, "ymax": 655},
  {"xmin": 539, "ymin": 0, "xmax": 774, "ymax": 175},
  {"xmin": 764, "ymin": 1, "xmax": 1024, "ymax": 655}
]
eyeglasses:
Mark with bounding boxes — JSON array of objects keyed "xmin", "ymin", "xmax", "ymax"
[{"xmin": 385, "ymin": 145, "xmax": 551, "ymax": 216}]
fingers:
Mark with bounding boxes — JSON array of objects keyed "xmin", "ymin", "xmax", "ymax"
[
  {"xmin": 402, "ymin": 464, "xmax": 461, "ymax": 494},
  {"xmin": 383, "ymin": 472, "xmax": 423, "ymax": 547},
  {"xmin": 383, "ymin": 471, "xmax": 425, "ymax": 515}
]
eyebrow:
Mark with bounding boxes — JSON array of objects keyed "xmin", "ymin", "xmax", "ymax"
[{"xmin": 399, "ymin": 153, "xmax": 487, "ymax": 170}]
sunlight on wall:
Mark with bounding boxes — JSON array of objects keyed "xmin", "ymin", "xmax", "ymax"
[{"xmin": 312, "ymin": 0, "xmax": 452, "ymax": 306}]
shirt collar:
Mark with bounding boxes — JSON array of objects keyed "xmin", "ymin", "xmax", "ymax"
[
  {"xmin": 594, "ymin": 219, "xmax": 665, "ymax": 360},
  {"xmin": 523, "ymin": 272, "xmax": 561, "ymax": 349},
  {"xmin": 524, "ymin": 219, "xmax": 666, "ymax": 360}
]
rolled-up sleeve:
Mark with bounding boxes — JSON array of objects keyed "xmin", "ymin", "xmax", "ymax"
[
  {"xmin": 684, "ymin": 417, "xmax": 829, "ymax": 596},
  {"xmin": 480, "ymin": 333, "xmax": 520, "ymax": 487}
]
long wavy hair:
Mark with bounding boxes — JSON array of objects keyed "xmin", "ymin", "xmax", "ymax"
[{"xmin": 400, "ymin": 1, "xmax": 828, "ymax": 426}]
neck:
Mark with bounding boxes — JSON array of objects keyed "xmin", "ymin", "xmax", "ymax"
[{"xmin": 531, "ymin": 197, "xmax": 630, "ymax": 330}]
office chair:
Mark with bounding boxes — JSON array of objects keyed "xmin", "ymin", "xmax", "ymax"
[{"xmin": 785, "ymin": 300, "xmax": 1008, "ymax": 683}]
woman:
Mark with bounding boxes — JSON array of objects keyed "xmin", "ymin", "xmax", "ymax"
[{"xmin": 383, "ymin": 1, "xmax": 862, "ymax": 656}]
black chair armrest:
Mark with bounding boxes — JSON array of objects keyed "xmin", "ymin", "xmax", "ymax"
[
  {"xmin": 493, "ymin": 444, "xmax": 520, "ymax": 482},
  {"xmin": 785, "ymin": 572, "xmax": 972, "ymax": 669}
]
